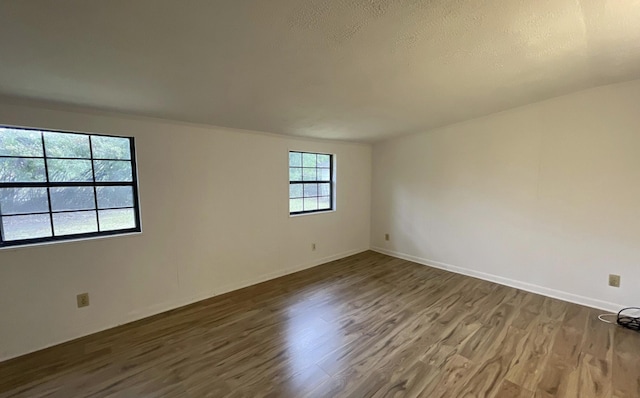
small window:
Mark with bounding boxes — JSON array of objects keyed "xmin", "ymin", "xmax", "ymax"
[
  {"xmin": 0, "ymin": 126, "xmax": 141, "ymax": 247},
  {"xmin": 289, "ymin": 151, "xmax": 333, "ymax": 215}
]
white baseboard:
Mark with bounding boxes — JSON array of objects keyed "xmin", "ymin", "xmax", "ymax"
[
  {"xmin": 371, "ymin": 246, "xmax": 624, "ymax": 313},
  {"xmin": 0, "ymin": 248, "xmax": 368, "ymax": 363}
]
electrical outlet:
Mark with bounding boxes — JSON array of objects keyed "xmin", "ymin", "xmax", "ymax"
[
  {"xmin": 385, "ymin": 233, "xmax": 390, "ymax": 241},
  {"xmin": 312, "ymin": 243, "xmax": 316, "ymax": 251},
  {"xmin": 77, "ymin": 293, "xmax": 90, "ymax": 308},
  {"xmin": 609, "ymin": 274, "xmax": 620, "ymax": 288}
]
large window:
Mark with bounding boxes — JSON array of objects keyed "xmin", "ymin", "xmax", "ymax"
[
  {"xmin": 289, "ymin": 151, "xmax": 333, "ymax": 215},
  {"xmin": 0, "ymin": 126, "xmax": 141, "ymax": 247}
]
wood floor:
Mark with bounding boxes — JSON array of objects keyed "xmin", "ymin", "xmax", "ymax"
[{"xmin": 1, "ymin": 251, "xmax": 639, "ymax": 398}]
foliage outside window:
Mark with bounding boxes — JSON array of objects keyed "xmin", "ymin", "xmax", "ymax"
[
  {"xmin": 289, "ymin": 151, "xmax": 333, "ymax": 214},
  {"xmin": 0, "ymin": 126, "xmax": 141, "ymax": 247}
]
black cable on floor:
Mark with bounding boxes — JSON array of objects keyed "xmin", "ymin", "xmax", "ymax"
[
  {"xmin": 617, "ymin": 307, "xmax": 640, "ymax": 331},
  {"xmin": 598, "ymin": 307, "xmax": 640, "ymax": 332}
]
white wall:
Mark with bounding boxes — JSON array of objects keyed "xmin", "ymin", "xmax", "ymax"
[
  {"xmin": 5, "ymin": 78, "xmax": 640, "ymax": 361},
  {"xmin": 0, "ymin": 102, "xmax": 371, "ymax": 361},
  {"xmin": 371, "ymin": 79, "xmax": 640, "ymax": 313}
]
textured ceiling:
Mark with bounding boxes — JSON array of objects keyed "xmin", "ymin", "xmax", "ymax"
[{"xmin": 0, "ymin": 0, "xmax": 639, "ymax": 142}]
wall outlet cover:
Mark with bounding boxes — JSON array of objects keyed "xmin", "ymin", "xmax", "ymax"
[
  {"xmin": 77, "ymin": 293, "xmax": 90, "ymax": 308},
  {"xmin": 609, "ymin": 274, "xmax": 621, "ymax": 288}
]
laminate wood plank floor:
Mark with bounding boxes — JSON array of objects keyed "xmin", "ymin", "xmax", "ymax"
[{"xmin": 1, "ymin": 251, "xmax": 639, "ymax": 397}]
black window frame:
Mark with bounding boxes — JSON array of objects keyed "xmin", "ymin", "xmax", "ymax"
[
  {"xmin": 0, "ymin": 125, "xmax": 142, "ymax": 248},
  {"xmin": 289, "ymin": 151, "xmax": 334, "ymax": 215}
]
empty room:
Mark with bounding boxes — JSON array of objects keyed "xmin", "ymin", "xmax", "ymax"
[{"xmin": 0, "ymin": 1, "xmax": 639, "ymax": 397}]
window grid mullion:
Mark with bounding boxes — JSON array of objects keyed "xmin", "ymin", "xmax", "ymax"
[
  {"xmin": 0, "ymin": 155, "xmax": 130, "ymax": 162},
  {"xmin": 0, "ymin": 181, "xmax": 136, "ymax": 188},
  {"xmin": 89, "ymin": 135, "xmax": 101, "ymax": 232},
  {"xmin": 0, "ymin": 193, "xmax": 4, "ymax": 243},
  {"xmin": 41, "ymin": 131, "xmax": 56, "ymax": 237},
  {"xmin": 0, "ymin": 205, "xmax": 136, "ymax": 218}
]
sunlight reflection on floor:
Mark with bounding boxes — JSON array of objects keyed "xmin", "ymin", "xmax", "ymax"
[{"xmin": 285, "ymin": 288, "xmax": 341, "ymax": 387}]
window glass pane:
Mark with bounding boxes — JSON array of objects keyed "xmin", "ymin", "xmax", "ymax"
[
  {"xmin": 94, "ymin": 160, "xmax": 132, "ymax": 182},
  {"xmin": 303, "ymin": 197, "xmax": 318, "ymax": 211},
  {"xmin": 319, "ymin": 183, "xmax": 331, "ymax": 196},
  {"xmin": 303, "ymin": 168, "xmax": 316, "ymax": 181},
  {"xmin": 0, "ymin": 128, "xmax": 139, "ymax": 245},
  {"xmin": 318, "ymin": 196, "xmax": 331, "ymax": 210},
  {"xmin": 0, "ymin": 158, "xmax": 46, "ymax": 183},
  {"xmin": 44, "ymin": 132, "xmax": 90, "ymax": 158},
  {"xmin": 52, "ymin": 211, "xmax": 98, "ymax": 236},
  {"xmin": 303, "ymin": 183, "xmax": 318, "ymax": 197},
  {"xmin": 91, "ymin": 136, "xmax": 131, "ymax": 160},
  {"xmin": 50, "ymin": 187, "xmax": 95, "ymax": 212},
  {"xmin": 0, "ymin": 188, "xmax": 49, "ymax": 215},
  {"xmin": 318, "ymin": 168, "xmax": 330, "ymax": 181},
  {"xmin": 47, "ymin": 159, "xmax": 93, "ymax": 182},
  {"xmin": 0, "ymin": 128, "xmax": 43, "ymax": 157},
  {"xmin": 2, "ymin": 214, "xmax": 52, "ymax": 241},
  {"xmin": 96, "ymin": 186, "xmax": 134, "ymax": 209},
  {"xmin": 289, "ymin": 184, "xmax": 303, "ymax": 199},
  {"xmin": 289, "ymin": 198, "xmax": 303, "ymax": 213},
  {"xmin": 99, "ymin": 208, "xmax": 136, "ymax": 231},
  {"xmin": 289, "ymin": 167, "xmax": 302, "ymax": 182},
  {"xmin": 302, "ymin": 153, "xmax": 316, "ymax": 167},
  {"xmin": 317, "ymin": 154, "xmax": 331, "ymax": 167},
  {"xmin": 289, "ymin": 152, "xmax": 302, "ymax": 167}
]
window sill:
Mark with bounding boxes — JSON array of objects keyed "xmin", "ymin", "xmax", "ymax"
[
  {"xmin": 0, "ymin": 231, "xmax": 142, "ymax": 251},
  {"xmin": 289, "ymin": 209, "xmax": 336, "ymax": 218}
]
